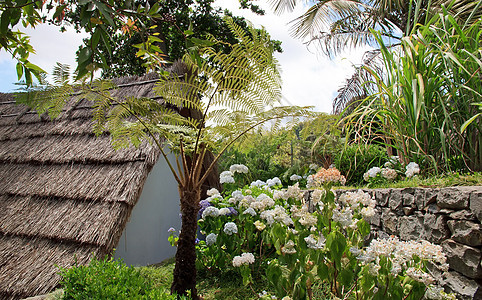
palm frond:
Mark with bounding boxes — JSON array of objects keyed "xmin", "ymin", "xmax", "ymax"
[
  {"xmin": 289, "ymin": 0, "xmax": 364, "ymax": 40},
  {"xmin": 270, "ymin": 0, "xmax": 300, "ymax": 14},
  {"xmin": 332, "ymin": 49, "xmax": 386, "ymax": 114}
]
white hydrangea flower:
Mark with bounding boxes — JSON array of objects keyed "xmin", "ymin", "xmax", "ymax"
[
  {"xmin": 306, "ymin": 175, "xmax": 315, "ymax": 188},
  {"xmin": 309, "ymin": 163, "xmax": 318, "ymax": 170},
  {"xmin": 220, "ymin": 170, "xmax": 235, "ymax": 184},
  {"xmin": 250, "ymin": 179, "xmax": 266, "ymax": 188},
  {"xmin": 297, "ymin": 213, "xmax": 318, "ymax": 227},
  {"xmin": 231, "ymin": 190, "xmax": 244, "ymax": 202},
  {"xmin": 332, "ymin": 206, "xmax": 353, "ymax": 228},
  {"xmin": 311, "ymin": 189, "xmax": 324, "ymax": 204},
  {"xmin": 223, "ymin": 222, "xmax": 238, "ymax": 235},
  {"xmin": 230, "ymin": 164, "xmax": 249, "ymax": 174},
  {"xmin": 304, "ymin": 234, "xmax": 325, "ymax": 249},
  {"xmin": 272, "ymin": 190, "xmax": 285, "ymax": 200},
  {"xmin": 202, "ymin": 206, "xmax": 220, "ymax": 219},
  {"xmin": 243, "ymin": 207, "xmax": 257, "ymax": 216},
  {"xmin": 260, "ymin": 205, "xmax": 293, "ymax": 226},
  {"xmin": 206, "ymin": 233, "xmax": 217, "ymax": 246},
  {"xmin": 250, "ymin": 193, "xmax": 275, "ymax": 211},
  {"xmin": 367, "ymin": 167, "xmax": 381, "ymax": 177},
  {"xmin": 405, "ymin": 162, "xmax": 420, "ymax": 178},
  {"xmin": 406, "ymin": 267, "xmax": 434, "ymax": 285},
  {"xmin": 381, "ymin": 168, "xmax": 398, "ymax": 180},
  {"xmin": 349, "ymin": 247, "xmax": 362, "ymax": 256},
  {"xmin": 238, "ymin": 195, "xmax": 255, "ymax": 209},
  {"xmin": 286, "ymin": 183, "xmax": 303, "ymax": 201},
  {"xmin": 219, "ymin": 207, "xmax": 231, "ymax": 216},
  {"xmin": 281, "ymin": 240, "xmax": 297, "ymax": 254},
  {"xmin": 206, "ymin": 188, "xmax": 221, "ymax": 197},
  {"xmin": 254, "ymin": 220, "xmax": 266, "ymax": 231},
  {"xmin": 232, "ymin": 252, "xmax": 255, "ymax": 267},
  {"xmin": 290, "ymin": 174, "xmax": 302, "ymax": 181},
  {"xmin": 266, "ymin": 177, "xmax": 282, "ymax": 187},
  {"xmin": 361, "ymin": 206, "xmax": 376, "ymax": 219}
]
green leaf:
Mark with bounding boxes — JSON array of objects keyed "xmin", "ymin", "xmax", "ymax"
[
  {"xmin": 93, "ymin": 0, "xmax": 115, "ymax": 27},
  {"xmin": 317, "ymin": 262, "xmax": 329, "ymax": 280},
  {"xmin": 148, "ymin": 35, "xmax": 163, "ymax": 43},
  {"xmin": 326, "ymin": 230, "xmax": 346, "ymax": 265},
  {"xmin": 184, "ymin": 29, "xmax": 194, "ymax": 36},
  {"xmin": 16, "ymin": 62, "xmax": 23, "ymax": 80},
  {"xmin": 339, "ymin": 268, "xmax": 354, "ymax": 287},
  {"xmin": 188, "ymin": 37, "xmax": 215, "ymax": 48},
  {"xmin": 91, "ymin": 27, "xmax": 101, "ymax": 49},
  {"xmin": 357, "ymin": 219, "xmax": 371, "ymax": 237},
  {"xmin": 460, "ymin": 113, "xmax": 480, "ymax": 132},
  {"xmin": 77, "ymin": 46, "xmax": 93, "ymax": 65},
  {"xmin": 1, "ymin": 10, "xmax": 12, "ymax": 35},
  {"xmin": 25, "ymin": 62, "xmax": 45, "ymax": 73}
]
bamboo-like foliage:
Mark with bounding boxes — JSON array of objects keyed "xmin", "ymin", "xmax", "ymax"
[{"xmin": 342, "ymin": 8, "xmax": 482, "ymax": 172}]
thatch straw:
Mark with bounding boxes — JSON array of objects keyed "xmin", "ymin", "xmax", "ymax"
[
  {"xmin": 0, "ymin": 73, "xmax": 168, "ymax": 299},
  {"xmin": 0, "ymin": 234, "xmax": 102, "ymax": 300}
]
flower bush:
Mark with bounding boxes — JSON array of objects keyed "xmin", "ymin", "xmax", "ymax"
[
  {"xmin": 169, "ymin": 164, "xmax": 454, "ymax": 299},
  {"xmin": 363, "ymin": 156, "xmax": 421, "ymax": 186}
]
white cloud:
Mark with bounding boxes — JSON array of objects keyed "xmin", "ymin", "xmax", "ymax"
[{"xmin": 21, "ymin": 25, "xmax": 89, "ymax": 73}]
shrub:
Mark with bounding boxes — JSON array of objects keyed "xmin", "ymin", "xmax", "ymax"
[
  {"xmin": 58, "ymin": 256, "xmax": 182, "ymax": 299},
  {"xmin": 187, "ymin": 165, "xmax": 454, "ymax": 300},
  {"xmin": 334, "ymin": 144, "xmax": 389, "ymax": 185}
]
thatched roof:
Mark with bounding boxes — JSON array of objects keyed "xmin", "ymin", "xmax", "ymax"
[{"xmin": 0, "ymin": 73, "xmax": 168, "ymax": 299}]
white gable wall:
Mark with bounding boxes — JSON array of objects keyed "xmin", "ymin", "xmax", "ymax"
[{"xmin": 115, "ymin": 152, "xmax": 181, "ymax": 266}]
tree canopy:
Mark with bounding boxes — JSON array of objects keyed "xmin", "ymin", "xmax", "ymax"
[{"xmin": 0, "ymin": 0, "xmax": 282, "ymax": 83}]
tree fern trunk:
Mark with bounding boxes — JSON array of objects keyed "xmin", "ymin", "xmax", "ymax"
[{"xmin": 171, "ymin": 186, "xmax": 201, "ymax": 299}]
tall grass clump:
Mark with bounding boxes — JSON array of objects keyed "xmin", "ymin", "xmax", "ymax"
[{"xmin": 343, "ymin": 3, "xmax": 482, "ymax": 174}]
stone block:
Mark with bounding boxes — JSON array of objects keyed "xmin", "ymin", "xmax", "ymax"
[
  {"xmin": 426, "ymin": 203, "xmax": 441, "ymax": 214},
  {"xmin": 381, "ymin": 208, "xmax": 399, "ymax": 235},
  {"xmin": 447, "ymin": 220, "xmax": 482, "ymax": 247},
  {"xmin": 389, "ymin": 189, "xmax": 403, "ymax": 210},
  {"xmin": 442, "ymin": 271, "xmax": 482, "ymax": 300},
  {"xmin": 399, "ymin": 215, "xmax": 424, "ymax": 241},
  {"xmin": 470, "ymin": 190, "xmax": 482, "ymax": 222},
  {"xmin": 437, "ymin": 187, "xmax": 470, "ymax": 209},
  {"xmin": 374, "ymin": 188, "xmax": 391, "ymax": 207},
  {"xmin": 449, "ymin": 209, "xmax": 476, "ymax": 221},
  {"xmin": 401, "ymin": 187, "xmax": 415, "ymax": 206},
  {"xmin": 423, "ymin": 214, "xmax": 450, "ymax": 243},
  {"xmin": 414, "ymin": 188, "xmax": 429, "ymax": 210},
  {"xmin": 403, "ymin": 207, "xmax": 415, "ymax": 215},
  {"xmin": 442, "ymin": 239, "xmax": 482, "ymax": 279},
  {"xmin": 426, "ymin": 188, "xmax": 439, "ymax": 205}
]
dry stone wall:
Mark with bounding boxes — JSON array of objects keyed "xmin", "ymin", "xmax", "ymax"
[{"xmin": 334, "ymin": 186, "xmax": 482, "ymax": 300}]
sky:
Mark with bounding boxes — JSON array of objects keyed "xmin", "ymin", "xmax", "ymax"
[{"xmin": 0, "ymin": 0, "xmax": 370, "ymax": 113}]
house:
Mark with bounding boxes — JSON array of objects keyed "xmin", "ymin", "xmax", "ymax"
[{"xmin": 0, "ymin": 72, "xmax": 209, "ymax": 299}]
